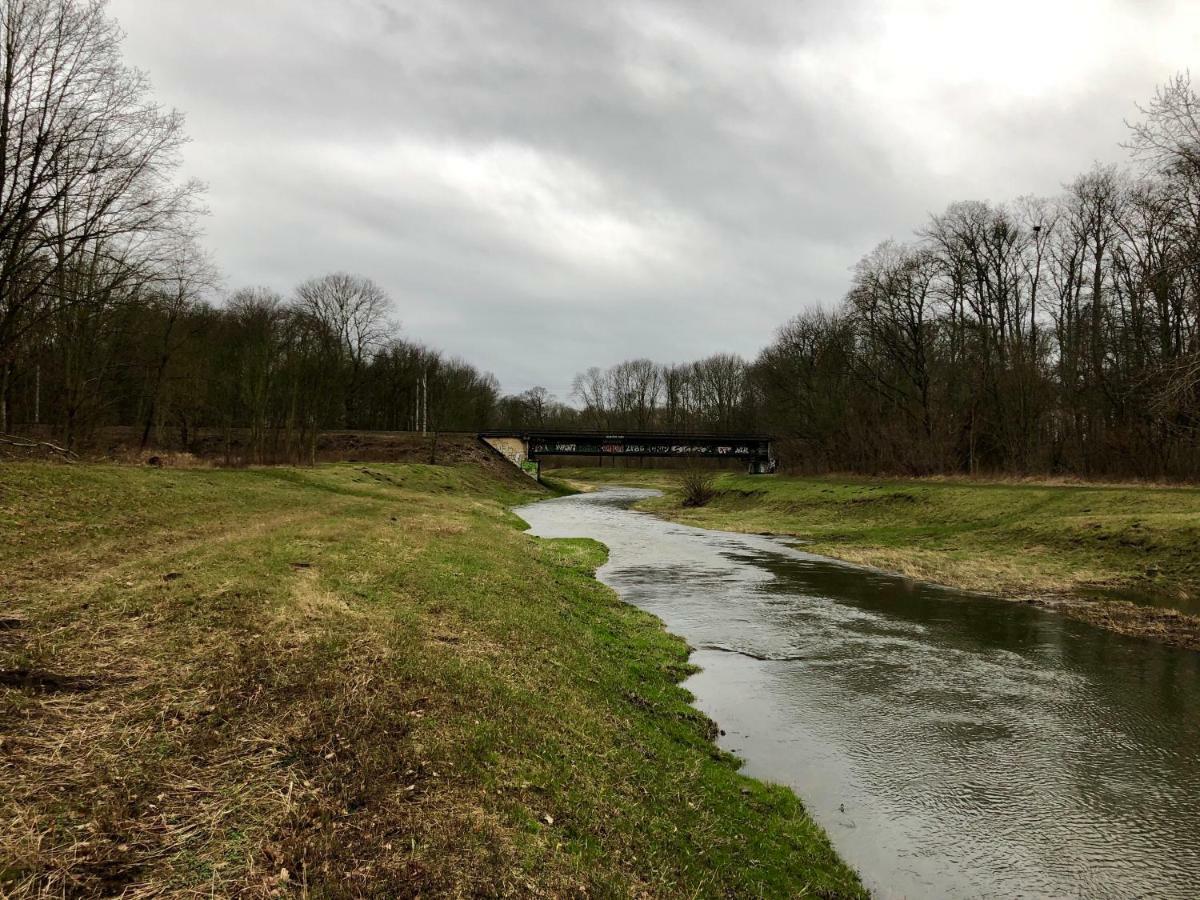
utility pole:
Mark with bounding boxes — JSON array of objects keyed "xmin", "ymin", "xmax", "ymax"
[
  {"xmin": 421, "ymin": 374, "xmax": 428, "ymax": 433},
  {"xmin": 1030, "ymin": 223, "xmax": 1043, "ymax": 344}
]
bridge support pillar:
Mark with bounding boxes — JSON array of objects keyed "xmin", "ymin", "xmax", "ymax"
[{"xmin": 479, "ymin": 435, "xmax": 538, "ymax": 479}]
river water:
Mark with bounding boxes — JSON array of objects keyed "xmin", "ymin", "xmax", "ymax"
[{"xmin": 516, "ymin": 487, "xmax": 1200, "ymax": 899}]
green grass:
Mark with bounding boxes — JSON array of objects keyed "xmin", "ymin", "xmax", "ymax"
[
  {"xmin": 552, "ymin": 467, "xmax": 1200, "ymax": 632},
  {"xmin": 0, "ymin": 462, "xmax": 863, "ymax": 898}
]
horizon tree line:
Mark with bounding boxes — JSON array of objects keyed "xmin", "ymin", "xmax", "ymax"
[{"xmin": 4, "ymin": 0, "xmax": 1200, "ymax": 479}]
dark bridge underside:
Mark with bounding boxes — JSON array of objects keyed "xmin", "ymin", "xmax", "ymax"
[{"xmin": 481, "ymin": 430, "xmax": 774, "ymax": 464}]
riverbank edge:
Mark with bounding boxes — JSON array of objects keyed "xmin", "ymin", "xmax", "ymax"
[
  {"xmin": 552, "ymin": 471, "xmax": 1200, "ymax": 652},
  {"xmin": 509, "ymin": 496, "xmax": 870, "ymax": 893},
  {"xmin": 786, "ymin": 545, "xmax": 1200, "ymax": 652},
  {"xmin": 1, "ymin": 461, "xmax": 867, "ymax": 897}
]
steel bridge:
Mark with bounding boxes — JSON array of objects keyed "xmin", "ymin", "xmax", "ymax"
[{"xmin": 479, "ymin": 430, "xmax": 775, "ymax": 478}]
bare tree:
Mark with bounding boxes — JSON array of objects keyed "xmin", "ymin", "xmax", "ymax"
[
  {"xmin": 572, "ymin": 366, "xmax": 608, "ymax": 430},
  {"xmin": 0, "ymin": 0, "xmax": 200, "ymax": 429},
  {"xmin": 1127, "ymin": 73, "xmax": 1200, "ymax": 183},
  {"xmin": 1126, "ymin": 72, "xmax": 1200, "ymax": 442},
  {"xmin": 607, "ymin": 358, "xmax": 660, "ymax": 431},
  {"xmin": 689, "ymin": 353, "xmax": 748, "ymax": 433},
  {"xmin": 661, "ymin": 363, "xmax": 692, "ymax": 432},
  {"xmin": 294, "ymin": 272, "xmax": 393, "ymax": 426},
  {"xmin": 137, "ymin": 237, "xmax": 218, "ymax": 448},
  {"xmin": 518, "ymin": 386, "xmax": 553, "ymax": 427},
  {"xmin": 845, "ymin": 241, "xmax": 941, "ymax": 464}
]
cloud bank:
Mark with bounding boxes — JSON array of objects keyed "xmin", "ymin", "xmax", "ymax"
[{"xmin": 110, "ymin": 0, "xmax": 1199, "ymax": 396}]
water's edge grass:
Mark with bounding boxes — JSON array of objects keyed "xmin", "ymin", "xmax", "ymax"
[{"xmin": 0, "ymin": 461, "xmax": 865, "ymax": 897}]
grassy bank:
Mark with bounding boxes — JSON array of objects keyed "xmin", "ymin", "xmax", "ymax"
[
  {"xmin": 551, "ymin": 468, "xmax": 1200, "ymax": 649},
  {"xmin": 0, "ymin": 462, "xmax": 863, "ymax": 898}
]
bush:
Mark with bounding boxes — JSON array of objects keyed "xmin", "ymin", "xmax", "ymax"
[{"xmin": 681, "ymin": 469, "xmax": 717, "ymax": 507}]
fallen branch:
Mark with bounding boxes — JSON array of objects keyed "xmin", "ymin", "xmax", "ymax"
[{"xmin": 0, "ymin": 433, "xmax": 79, "ymax": 460}]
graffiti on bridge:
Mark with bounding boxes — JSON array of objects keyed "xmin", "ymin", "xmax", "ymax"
[{"xmin": 529, "ymin": 440, "xmax": 763, "ymax": 458}]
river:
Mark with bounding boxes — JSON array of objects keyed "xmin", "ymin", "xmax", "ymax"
[{"xmin": 516, "ymin": 486, "xmax": 1200, "ymax": 899}]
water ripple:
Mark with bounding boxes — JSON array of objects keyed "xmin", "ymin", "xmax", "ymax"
[{"xmin": 519, "ymin": 487, "xmax": 1200, "ymax": 900}]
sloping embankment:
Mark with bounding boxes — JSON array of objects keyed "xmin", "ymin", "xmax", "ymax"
[{"xmin": 0, "ymin": 461, "xmax": 864, "ymax": 897}]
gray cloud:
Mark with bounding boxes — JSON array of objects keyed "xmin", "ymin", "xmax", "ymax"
[{"xmin": 110, "ymin": 0, "xmax": 1198, "ymax": 397}]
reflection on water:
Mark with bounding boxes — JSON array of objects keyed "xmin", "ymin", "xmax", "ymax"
[{"xmin": 517, "ymin": 487, "xmax": 1200, "ymax": 900}]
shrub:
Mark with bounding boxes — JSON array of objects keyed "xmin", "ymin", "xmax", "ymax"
[{"xmin": 681, "ymin": 469, "xmax": 717, "ymax": 507}]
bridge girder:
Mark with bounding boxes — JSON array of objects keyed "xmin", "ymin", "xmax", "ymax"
[{"xmin": 479, "ymin": 430, "xmax": 775, "ymax": 474}]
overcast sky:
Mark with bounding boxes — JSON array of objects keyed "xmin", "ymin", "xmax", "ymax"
[{"xmin": 109, "ymin": 0, "xmax": 1198, "ymax": 398}]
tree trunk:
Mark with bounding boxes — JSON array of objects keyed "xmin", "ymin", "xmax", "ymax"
[{"xmin": 0, "ymin": 360, "xmax": 9, "ymax": 433}]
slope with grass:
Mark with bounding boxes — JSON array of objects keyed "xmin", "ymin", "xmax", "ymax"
[
  {"xmin": 0, "ymin": 462, "xmax": 863, "ymax": 898},
  {"xmin": 552, "ymin": 468, "xmax": 1200, "ymax": 650}
]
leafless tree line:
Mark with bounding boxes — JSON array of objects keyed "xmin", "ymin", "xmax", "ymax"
[
  {"xmin": 570, "ymin": 354, "xmax": 753, "ymax": 433},
  {"xmin": 493, "ymin": 354, "xmax": 755, "ymax": 435},
  {"xmin": 0, "ymin": 1, "xmax": 501, "ymax": 458},
  {"xmin": 752, "ymin": 74, "xmax": 1200, "ymax": 478},
  {"xmin": 185, "ymin": 276, "xmax": 499, "ymax": 462},
  {"xmin": 10, "ymin": 266, "xmax": 502, "ymax": 460},
  {"xmin": 501, "ymin": 75, "xmax": 1200, "ymax": 478}
]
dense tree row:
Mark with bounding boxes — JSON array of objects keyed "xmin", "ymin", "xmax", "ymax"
[
  {"xmin": 9, "ymin": 272, "xmax": 502, "ymax": 460},
  {"xmin": 528, "ymin": 75, "xmax": 1200, "ymax": 479},
  {"xmin": 0, "ymin": 1, "xmax": 501, "ymax": 459},
  {"xmin": 753, "ymin": 75, "xmax": 1200, "ymax": 478}
]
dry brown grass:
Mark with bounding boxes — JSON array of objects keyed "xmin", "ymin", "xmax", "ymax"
[
  {"xmin": 0, "ymin": 463, "xmax": 865, "ymax": 898},
  {"xmin": 0, "ymin": 551, "xmax": 556, "ymax": 897},
  {"xmin": 1, "ymin": 468, "xmax": 532, "ymax": 896}
]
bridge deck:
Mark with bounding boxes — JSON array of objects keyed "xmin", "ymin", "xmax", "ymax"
[{"xmin": 479, "ymin": 430, "xmax": 774, "ymax": 463}]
